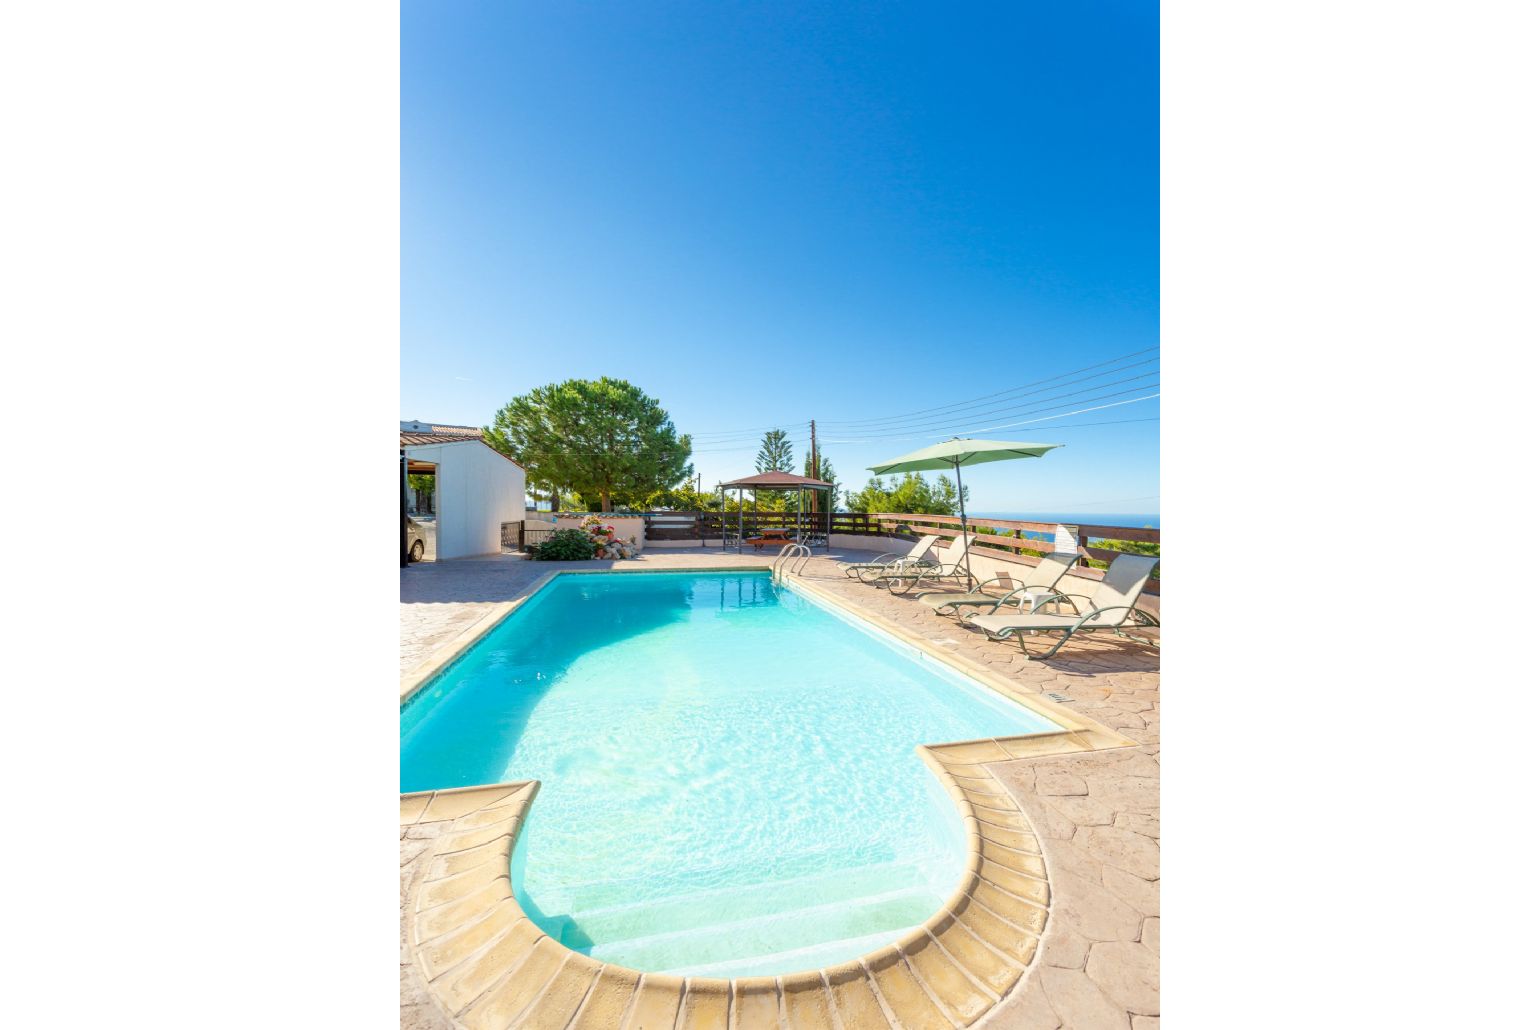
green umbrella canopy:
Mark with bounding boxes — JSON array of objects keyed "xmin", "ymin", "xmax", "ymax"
[
  {"xmin": 867, "ymin": 437, "xmax": 1063, "ymax": 587},
  {"xmin": 867, "ymin": 438, "xmax": 1062, "ymax": 474}
]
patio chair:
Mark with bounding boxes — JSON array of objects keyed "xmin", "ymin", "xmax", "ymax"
[
  {"xmin": 916, "ymin": 552, "xmax": 1080, "ymax": 617},
  {"xmin": 838, "ymin": 534, "xmax": 941, "ymax": 582},
  {"xmin": 881, "ymin": 533, "xmax": 977, "ymax": 594},
  {"xmin": 962, "ymin": 553, "xmax": 1160, "ymax": 659}
]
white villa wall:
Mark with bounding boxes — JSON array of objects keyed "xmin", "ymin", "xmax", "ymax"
[{"xmin": 402, "ymin": 441, "xmax": 525, "ymax": 559}]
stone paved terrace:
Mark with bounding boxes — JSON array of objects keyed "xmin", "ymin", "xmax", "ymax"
[{"xmin": 401, "ymin": 547, "xmax": 1159, "ymax": 1028}]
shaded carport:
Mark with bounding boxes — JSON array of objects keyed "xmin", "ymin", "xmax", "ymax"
[{"xmin": 399, "ymin": 435, "xmax": 525, "ymax": 561}]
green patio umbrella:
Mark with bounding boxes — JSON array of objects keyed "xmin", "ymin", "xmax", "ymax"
[{"xmin": 868, "ymin": 438, "xmax": 1062, "ymax": 585}]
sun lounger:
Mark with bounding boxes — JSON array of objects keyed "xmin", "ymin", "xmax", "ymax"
[
  {"xmin": 961, "ymin": 553, "xmax": 1159, "ymax": 658},
  {"xmin": 917, "ymin": 552, "xmax": 1079, "ymax": 616},
  {"xmin": 881, "ymin": 533, "xmax": 977, "ymax": 594},
  {"xmin": 837, "ymin": 534, "xmax": 941, "ymax": 582}
]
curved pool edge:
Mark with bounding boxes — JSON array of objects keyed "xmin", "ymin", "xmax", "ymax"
[{"xmin": 401, "ymin": 726, "xmax": 1129, "ymax": 1030}]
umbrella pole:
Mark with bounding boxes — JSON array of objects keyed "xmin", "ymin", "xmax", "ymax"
[{"xmin": 953, "ymin": 459, "xmax": 973, "ymax": 586}]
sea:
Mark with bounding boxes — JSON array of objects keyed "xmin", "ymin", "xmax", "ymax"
[{"xmin": 973, "ymin": 511, "xmax": 1159, "ymax": 530}]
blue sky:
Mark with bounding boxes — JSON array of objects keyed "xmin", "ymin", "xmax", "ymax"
[{"xmin": 402, "ymin": 2, "xmax": 1158, "ymax": 514}]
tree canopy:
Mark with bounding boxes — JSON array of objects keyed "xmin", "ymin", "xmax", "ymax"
[
  {"xmin": 754, "ymin": 429, "xmax": 794, "ymax": 473},
  {"xmin": 843, "ymin": 472, "xmax": 965, "ymax": 515},
  {"xmin": 641, "ymin": 483, "xmax": 720, "ymax": 511},
  {"xmin": 484, "ymin": 377, "xmax": 693, "ymax": 512}
]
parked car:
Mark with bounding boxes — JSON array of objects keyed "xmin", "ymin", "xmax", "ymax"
[{"xmin": 406, "ymin": 516, "xmax": 430, "ymax": 562}]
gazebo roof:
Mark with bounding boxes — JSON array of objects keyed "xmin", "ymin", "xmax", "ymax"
[{"xmin": 720, "ymin": 471, "xmax": 835, "ymax": 489}]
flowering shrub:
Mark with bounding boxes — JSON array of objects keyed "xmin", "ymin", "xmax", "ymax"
[
  {"xmin": 577, "ymin": 514, "xmax": 628, "ymax": 556},
  {"xmin": 532, "ymin": 529, "xmax": 598, "ymax": 561}
]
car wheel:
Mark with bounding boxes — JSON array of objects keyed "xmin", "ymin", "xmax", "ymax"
[{"xmin": 410, "ymin": 539, "xmax": 425, "ymax": 562}]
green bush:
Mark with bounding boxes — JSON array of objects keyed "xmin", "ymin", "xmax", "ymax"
[
  {"xmin": 844, "ymin": 472, "xmax": 963, "ymax": 515},
  {"xmin": 1085, "ymin": 535, "xmax": 1160, "ymax": 578},
  {"xmin": 533, "ymin": 528, "xmax": 598, "ymax": 561}
]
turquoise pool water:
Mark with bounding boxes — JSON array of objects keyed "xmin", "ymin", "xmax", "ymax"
[{"xmin": 400, "ymin": 571, "xmax": 1058, "ymax": 977}]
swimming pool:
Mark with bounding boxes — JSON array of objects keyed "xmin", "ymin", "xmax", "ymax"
[{"xmin": 400, "ymin": 570, "xmax": 1061, "ymax": 978}]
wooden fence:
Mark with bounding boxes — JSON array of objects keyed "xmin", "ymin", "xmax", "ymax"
[
  {"xmin": 616, "ymin": 510, "xmax": 1158, "ymax": 593},
  {"xmin": 854, "ymin": 512, "xmax": 1159, "ymax": 594}
]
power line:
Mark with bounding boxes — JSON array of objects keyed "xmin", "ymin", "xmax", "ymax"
[
  {"xmin": 508, "ymin": 409, "xmax": 1158, "ymax": 461},
  {"xmin": 839, "ymin": 372, "xmax": 1158, "ymax": 436},
  {"xmin": 963, "ymin": 393, "xmax": 1160, "ymax": 435},
  {"xmin": 818, "ymin": 350, "xmax": 1159, "ymax": 428},
  {"xmin": 682, "ymin": 344, "xmax": 1158, "ymax": 439},
  {"xmin": 838, "ymin": 416, "xmax": 1160, "ymax": 447},
  {"xmin": 698, "ymin": 400, "xmax": 1161, "ymax": 454},
  {"xmin": 820, "ymin": 384, "xmax": 1159, "ymax": 442},
  {"xmin": 692, "ymin": 415, "xmax": 1158, "ymax": 458},
  {"xmin": 697, "ymin": 378, "xmax": 1157, "ymax": 448}
]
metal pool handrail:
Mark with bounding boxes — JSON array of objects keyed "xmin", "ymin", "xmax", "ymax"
[
  {"xmin": 792, "ymin": 546, "xmax": 815, "ymax": 576},
  {"xmin": 772, "ymin": 541, "xmax": 812, "ymax": 581}
]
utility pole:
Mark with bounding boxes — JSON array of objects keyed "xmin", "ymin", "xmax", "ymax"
[{"xmin": 809, "ymin": 418, "xmax": 818, "ymax": 515}]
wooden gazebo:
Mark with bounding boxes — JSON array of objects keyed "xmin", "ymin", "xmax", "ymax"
[{"xmin": 717, "ymin": 471, "xmax": 836, "ymax": 553}]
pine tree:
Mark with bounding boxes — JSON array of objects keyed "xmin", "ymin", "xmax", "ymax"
[{"xmin": 754, "ymin": 429, "xmax": 794, "ymax": 473}]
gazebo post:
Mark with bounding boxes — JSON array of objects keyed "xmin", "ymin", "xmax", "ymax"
[
  {"xmin": 737, "ymin": 487, "xmax": 744, "ymax": 554},
  {"xmin": 826, "ymin": 486, "xmax": 832, "ymax": 549}
]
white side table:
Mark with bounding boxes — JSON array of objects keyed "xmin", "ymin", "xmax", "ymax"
[{"xmin": 1020, "ymin": 589, "xmax": 1058, "ymax": 612}]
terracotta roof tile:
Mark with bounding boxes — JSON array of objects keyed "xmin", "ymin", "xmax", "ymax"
[{"xmin": 400, "ymin": 430, "xmax": 483, "ymax": 446}]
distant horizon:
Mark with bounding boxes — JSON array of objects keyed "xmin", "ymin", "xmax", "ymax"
[{"xmin": 973, "ymin": 510, "xmax": 1159, "ymax": 529}]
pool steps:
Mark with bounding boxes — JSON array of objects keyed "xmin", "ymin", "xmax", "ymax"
[
  {"xmin": 664, "ymin": 925, "xmax": 922, "ymax": 979},
  {"xmin": 582, "ymin": 881, "xmax": 938, "ymax": 973},
  {"xmin": 550, "ymin": 857, "xmax": 938, "ymax": 942}
]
